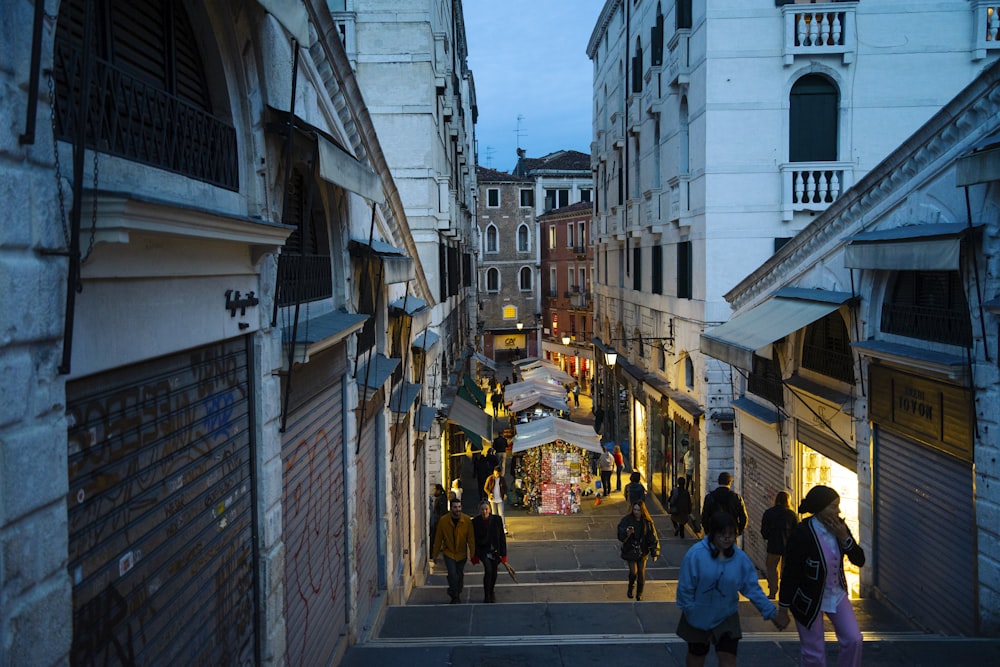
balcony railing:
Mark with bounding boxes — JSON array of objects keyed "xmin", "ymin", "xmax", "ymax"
[
  {"xmin": 748, "ymin": 373, "xmax": 784, "ymax": 408},
  {"xmin": 881, "ymin": 303, "xmax": 972, "ymax": 347},
  {"xmin": 54, "ymin": 40, "xmax": 239, "ymax": 191},
  {"xmin": 668, "ymin": 175, "xmax": 690, "ymax": 226},
  {"xmin": 667, "ymin": 30, "xmax": 691, "ymax": 87},
  {"xmin": 276, "ymin": 254, "xmax": 334, "ymax": 307},
  {"xmin": 780, "ymin": 162, "xmax": 853, "ymax": 221},
  {"xmin": 782, "ymin": 3, "xmax": 857, "ymax": 65},
  {"xmin": 973, "ymin": 2, "xmax": 1000, "ymax": 59},
  {"xmin": 801, "ymin": 343, "xmax": 854, "ymax": 384},
  {"xmin": 573, "ymin": 245, "xmax": 588, "ymax": 255}
]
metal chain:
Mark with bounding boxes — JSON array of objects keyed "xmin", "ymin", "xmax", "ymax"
[{"xmin": 48, "ymin": 71, "xmax": 70, "ymax": 250}]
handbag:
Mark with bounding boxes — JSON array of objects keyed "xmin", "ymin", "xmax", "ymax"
[{"xmin": 621, "ymin": 535, "xmax": 643, "ymax": 561}]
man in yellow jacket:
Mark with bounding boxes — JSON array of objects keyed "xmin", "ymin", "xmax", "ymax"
[{"xmin": 432, "ymin": 497, "xmax": 476, "ymax": 603}]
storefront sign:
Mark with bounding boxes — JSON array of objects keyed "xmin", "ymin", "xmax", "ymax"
[{"xmin": 869, "ymin": 365, "xmax": 973, "ymax": 461}]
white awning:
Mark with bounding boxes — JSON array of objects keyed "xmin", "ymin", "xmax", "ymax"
[
  {"xmin": 317, "ymin": 135, "xmax": 385, "ymax": 204},
  {"xmin": 349, "ymin": 239, "xmax": 415, "ymax": 284},
  {"xmin": 257, "ymin": 0, "xmax": 310, "ymax": 45},
  {"xmin": 521, "ymin": 364, "xmax": 575, "ymax": 385},
  {"xmin": 445, "ymin": 395, "xmax": 492, "ymax": 444},
  {"xmin": 843, "ymin": 223, "xmax": 979, "ymax": 271},
  {"xmin": 507, "ymin": 392, "xmax": 570, "ymax": 414},
  {"xmin": 512, "ymin": 416, "xmax": 602, "ymax": 453},
  {"xmin": 700, "ymin": 287, "xmax": 854, "ymax": 372}
]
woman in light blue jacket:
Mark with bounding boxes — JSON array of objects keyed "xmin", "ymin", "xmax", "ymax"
[{"xmin": 676, "ymin": 512, "xmax": 789, "ymax": 667}]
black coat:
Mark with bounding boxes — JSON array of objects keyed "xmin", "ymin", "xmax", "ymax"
[
  {"xmin": 778, "ymin": 516, "xmax": 865, "ymax": 629},
  {"xmin": 472, "ymin": 514, "xmax": 507, "ymax": 560},
  {"xmin": 760, "ymin": 506, "xmax": 798, "ymax": 555},
  {"xmin": 702, "ymin": 486, "xmax": 748, "ymax": 534},
  {"xmin": 617, "ymin": 514, "xmax": 659, "ymax": 561}
]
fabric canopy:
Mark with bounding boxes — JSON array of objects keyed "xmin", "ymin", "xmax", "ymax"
[
  {"xmin": 521, "ymin": 364, "xmax": 575, "ymax": 385},
  {"xmin": 504, "ymin": 379, "xmax": 568, "ymax": 402},
  {"xmin": 844, "ymin": 223, "xmax": 979, "ymax": 271},
  {"xmin": 349, "ymin": 239, "xmax": 414, "ymax": 284},
  {"xmin": 512, "ymin": 416, "xmax": 602, "ymax": 453},
  {"xmin": 700, "ymin": 287, "xmax": 854, "ymax": 371},
  {"xmin": 507, "ymin": 392, "xmax": 570, "ymax": 414},
  {"xmin": 473, "ymin": 352, "xmax": 497, "ymax": 371},
  {"xmin": 445, "ymin": 395, "xmax": 491, "ymax": 444}
]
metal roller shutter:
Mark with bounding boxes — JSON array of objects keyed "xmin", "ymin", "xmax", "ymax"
[
  {"xmin": 874, "ymin": 426, "xmax": 976, "ymax": 635},
  {"xmin": 741, "ymin": 436, "xmax": 785, "ymax": 573},
  {"xmin": 281, "ymin": 344, "xmax": 348, "ymax": 666},
  {"xmin": 66, "ymin": 338, "xmax": 256, "ymax": 665}
]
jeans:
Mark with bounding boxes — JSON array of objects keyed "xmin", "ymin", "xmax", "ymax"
[
  {"xmin": 481, "ymin": 553, "xmax": 500, "ymax": 601},
  {"xmin": 443, "ymin": 556, "xmax": 467, "ymax": 600},
  {"xmin": 600, "ymin": 470, "xmax": 613, "ymax": 495}
]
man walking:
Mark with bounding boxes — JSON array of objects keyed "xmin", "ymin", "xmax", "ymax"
[
  {"xmin": 432, "ymin": 497, "xmax": 476, "ymax": 603},
  {"xmin": 701, "ymin": 472, "xmax": 748, "ymax": 535}
]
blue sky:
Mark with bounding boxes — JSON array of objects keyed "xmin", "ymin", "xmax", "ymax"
[{"xmin": 463, "ymin": 0, "xmax": 606, "ymax": 172}]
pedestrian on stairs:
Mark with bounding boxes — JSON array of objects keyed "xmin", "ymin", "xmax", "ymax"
[
  {"xmin": 470, "ymin": 500, "xmax": 507, "ymax": 603},
  {"xmin": 432, "ymin": 497, "xmax": 475, "ymax": 604},
  {"xmin": 617, "ymin": 501, "xmax": 659, "ymax": 601}
]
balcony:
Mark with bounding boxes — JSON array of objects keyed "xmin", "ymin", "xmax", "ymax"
[
  {"xmin": 276, "ymin": 254, "xmax": 334, "ymax": 306},
  {"xmin": 571, "ymin": 292, "xmax": 591, "ymax": 310},
  {"xmin": 666, "ymin": 30, "xmax": 691, "ymax": 87},
  {"xmin": 782, "ymin": 3, "xmax": 857, "ymax": 66},
  {"xmin": 667, "ymin": 175, "xmax": 691, "ymax": 226},
  {"xmin": 780, "ymin": 162, "xmax": 853, "ymax": 221},
  {"xmin": 573, "ymin": 245, "xmax": 589, "ymax": 257},
  {"xmin": 973, "ymin": 2, "xmax": 1000, "ymax": 60}
]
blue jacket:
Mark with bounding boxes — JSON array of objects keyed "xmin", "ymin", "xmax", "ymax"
[{"xmin": 677, "ymin": 536, "xmax": 776, "ymax": 630}]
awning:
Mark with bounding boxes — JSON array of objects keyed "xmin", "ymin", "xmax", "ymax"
[
  {"xmin": 389, "ymin": 381, "xmax": 422, "ymax": 415},
  {"xmin": 317, "ymin": 135, "xmax": 385, "ymax": 203},
  {"xmin": 357, "ymin": 353, "xmax": 400, "ymax": 399},
  {"xmin": 415, "ymin": 405, "xmax": 438, "ymax": 433},
  {"xmin": 445, "ymin": 395, "xmax": 492, "ymax": 444},
  {"xmin": 281, "ymin": 310, "xmax": 368, "ymax": 357},
  {"xmin": 461, "ymin": 374, "xmax": 487, "ymax": 408},
  {"xmin": 257, "ymin": 0, "xmax": 309, "ymax": 45},
  {"xmin": 389, "ymin": 296, "xmax": 429, "ymax": 316},
  {"xmin": 700, "ymin": 287, "xmax": 854, "ymax": 372},
  {"xmin": 512, "ymin": 416, "xmax": 603, "ymax": 453},
  {"xmin": 844, "ymin": 223, "xmax": 980, "ymax": 271},
  {"xmin": 411, "ymin": 329, "xmax": 440, "ymax": 351},
  {"xmin": 473, "ymin": 352, "xmax": 497, "ymax": 371},
  {"xmin": 504, "ymin": 379, "xmax": 568, "ymax": 401},
  {"xmin": 349, "ymin": 239, "xmax": 415, "ymax": 284},
  {"xmin": 732, "ymin": 397, "xmax": 783, "ymax": 425},
  {"xmin": 852, "ymin": 339, "xmax": 969, "ymax": 384},
  {"xmin": 521, "ymin": 364, "xmax": 575, "ymax": 385},
  {"xmin": 507, "ymin": 392, "xmax": 570, "ymax": 414}
]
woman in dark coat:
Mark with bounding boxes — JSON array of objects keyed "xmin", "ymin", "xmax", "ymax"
[
  {"xmin": 617, "ymin": 500, "xmax": 660, "ymax": 601},
  {"xmin": 668, "ymin": 476, "xmax": 693, "ymax": 538},
  {"xmin": 470, "ymin": 500, "xmax": 508, "ymax": 603},
  {"xmin": 774, "ymin": 485, "xmax": 865, "ymax": 667},
  {"xmin": 759, "ymin": 490, "xmax": 798, "ymax": 598}
]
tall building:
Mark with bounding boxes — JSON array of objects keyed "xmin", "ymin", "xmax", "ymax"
[
  {"xmin": 587, "ymin": 0, "xmax": 1000, "ymax": 512},
  {"xmin": 701, "ymin": 57, "xmax": 1000, "ymax": 636},
  {"xmin": 0, "ymin": 0, "xmax": 475, "ymax": 663},
  {"xmin": 341, "ymin": 0, "xmax": 480, "ymax": 499}
]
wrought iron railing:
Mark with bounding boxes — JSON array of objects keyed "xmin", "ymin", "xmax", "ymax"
[
  {"xmin": 748, "ymin": 373, "xmax": 784, "ymax": 408},
  {"xmin": 801, "ymin": 343, "xmax": 854, "ymax": 384},
  {"xmin": 275, "ymin": 254, "xmax": 334, "ymax": 306},
  {"xmin": 881, "ymin": 303, "xmax": 972, "ymax": 347},
  {"xmin": 54, "ymin": 40, "xmax": 239, "ymax": 190}
]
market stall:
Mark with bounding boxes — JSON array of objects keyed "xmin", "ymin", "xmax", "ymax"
[
  {"xmin": 511, "ymin": 416, "xmax": 602, "ymax": 514},
  {"xmin": 504, "ymin": 378, "xmax": 571, "ymax": 418}
]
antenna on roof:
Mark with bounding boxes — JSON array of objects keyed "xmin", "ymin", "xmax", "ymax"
[
  {"xmin": 515, "ymin": 114, "xmax": 527, "ymax": 153},
  {"xmin": 484, "ymin": 146, "xmax": 495, "ymax": 168}
]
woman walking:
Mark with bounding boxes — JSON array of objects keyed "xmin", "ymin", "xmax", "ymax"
[
  {"xmin": 774, "ymin": 485, "xmax": 865, "ymax": 667},
  {"xmin": 759, "ymin": 490, "xmax": 798, "ymax": 598},
  {"xmin": 470, "ymin": 500, "xmax": 507, "ymax": 603},
  {"xmin": 617, "ymin": 501, "xmax": 659, "ymax": 601},
  {"xmin": 676, "ymin": 512, "xmax": 787, "ymax": 667},
  {"xmin": 668, "ymin": 476, "xmax": 693, "ymax": 538}
]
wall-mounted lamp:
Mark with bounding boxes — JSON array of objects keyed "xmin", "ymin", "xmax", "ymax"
[
  {"xmin": 516, "ymin": 321, "xmax": 524, "ymax": 331},
  {"xmin": 561, "ymin": 334, "xmax": 571, "ymax": 346}
]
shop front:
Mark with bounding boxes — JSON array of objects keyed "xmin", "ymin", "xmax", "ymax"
[
  {"xmin": 511, "ymin": 416, "xmax": 602, "ymax": 514},
  {"xmin": 866, "ymin": 363, "xmax": 976, "ymax": 635}
]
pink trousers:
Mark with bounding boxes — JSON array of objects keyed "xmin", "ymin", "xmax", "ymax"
[{"xmin": 795, "ymin": 594, "xmax": 862, "ymax": 667}]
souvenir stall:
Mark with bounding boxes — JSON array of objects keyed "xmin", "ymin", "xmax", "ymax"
[
  {"xmin": 512, "ymin": 416, "xmax": 603, "ymax": 514},
  {"xmin": 504, "ymin": 379, "xmax": 571, "ymax": 422}
]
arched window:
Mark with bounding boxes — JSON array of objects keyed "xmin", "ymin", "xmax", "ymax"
[
  {"xmin": 632, "ymin": 37, "xmax": 643, "ymax": 93},
  {"xmin": 486, "ymin": 224, "xmax": 499, "ymax": 253},
  {"xmin": 789, "ymin": 74, "xmax": 838, "ymax": 163},
  {"xmin": 519, "ymin": 267, "xmax": 533, "ymax": 291},
  {"xmin": 684, "ymin": 356, "xmax": 695, "ymax": 390},
  {"xmin": 881, "ymin": 271, "xmax": 972, "ymax": 347},
  {"xmin": 486, "ymin": 268, "xmax": 500, "ymax": 292},
  {"xmin": 517, "ymin": 224, "xmax": 530, "ymax": 252}
]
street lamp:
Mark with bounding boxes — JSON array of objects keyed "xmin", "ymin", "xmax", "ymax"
[{"xmin": 561, "ymin": 334, "xmax": 571, "ymax": 346}]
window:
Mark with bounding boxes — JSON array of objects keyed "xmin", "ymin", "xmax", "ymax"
[
  {"xmin": 517, "ymin": 224, "xmax": 530, "ymax": 252},
  {"xmin": 519, "ymin": 266, "xmax": 533, "ymax": 291},
  {"xmin": 579, "ymin": 267, "xmax": 588, "ymax": 292},
  {"xmin": 632, "ymin": 37, "xmax": 643, "ymax": 94},
  {"xmin": 774, "ymin": 237, "xmax": 793, "ymax": 253},
  {"xmin": 486, "ymin": 224, "xmax": 498, "ymax": 253},
  {"xmin": 748, "ymin": 354, "xmax": 783, "ymax": 407},
  {"xmin": 652, "ymin": 245, "xmax": 663, "ymax": 295},
  {"xmin": 651, "ymin": 4, "xmax": 665, "ymax": 66},
  {"xmin": 486, "ymin": 268, "xmax": 500, "ymax": 292},
  {"xmin": 881, "ymin": 271, "xmax": 972, "ymax": 347},
  {"xmin": 503, "ymin": 305, "xmax": 518, "ymax": 320},
  {"xmin": 520, "ymin": 189, "xmax": 534, "ymax": 207},
  {"xmin": 677, "ymin": 241, "xmax": 692, "ymax": 299},
  {"xmin": 487, "ymin": 188, "xmax": 500, "ymax": 207},
  {"xmin": 802, "ymin": 312, "xmax": 854, "ymax": 383},
  {"xmin": 548, "ymin": 225, "xmax": 557, "ymax": 249},
  {"xmin": 676, "ymin": 0, "xmax": 692, "ymax": 30},
  {"xmin": 790, "ymin": 74, "xmax": 838, "ymax": 162},
  {"xmin": 684, "ymin": 356, "xmax": 694, "ymax": 390},
  {"xmin": 633, "ymin": 247, "xmax": 642, "ymax": 291},
  {"xmin": 544, "ymin": 189, "xmax": 569, "ymax": 211},
  {"xmin": 580, "ymin": 189, "xmax": 592, "ymax": 203},
  {"xmin": 568, "ymin": 267, "xmax": 576, "ymax": 292},
  {"xmin": 549, "ymin": 267, "xmax": 557, "ymax": 297},
  {"xmin": 567, "ymin": 223, "xmax": 574, "ymax": 247}
]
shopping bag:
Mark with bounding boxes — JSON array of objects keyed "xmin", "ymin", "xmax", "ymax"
[{"xmin": 502, "ymin": 559, "xmax": 519, "ymax": 583}]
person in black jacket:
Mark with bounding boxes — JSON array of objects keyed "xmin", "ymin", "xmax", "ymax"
[
  {"xmin": 668, "ymin": 476, "xmax": 693, "ymax": 538},
  {"xmin": 774, "ymin": 485, "xmax": 865, "ymax": 667},
  {"xmin": 759, "ymin": 490, "xmax": 798, "ymax": 598},
  {"xmin": 470, "ymin": 500, "xmax": 508, "ymax": 603},
  {"xmin": 701, "ymin": 472, "xmax": 748, "ymax": 535},
  {"xmin": 617, "ymin": 501, "xmax": 660, "ymax": 601},
  {"xmin": 624, "ymin": 471, "xmax": 646, "ymax": 506}
]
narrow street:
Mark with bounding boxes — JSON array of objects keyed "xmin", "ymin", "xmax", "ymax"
[{"xmin": 342, "ymin": 369, "xmax": 1000, "ymax": 666}]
